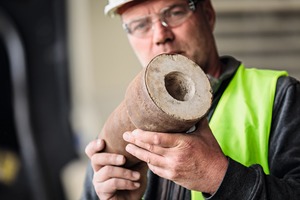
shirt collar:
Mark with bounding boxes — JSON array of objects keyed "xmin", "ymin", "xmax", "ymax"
[{"xmin": 208, "ymin": 56, "xmax": 241, "ymax": 94}]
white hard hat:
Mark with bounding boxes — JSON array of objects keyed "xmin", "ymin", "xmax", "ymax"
[{"xmin": 104, "ymin": 0, "xmax": 135, "ymax": 17}]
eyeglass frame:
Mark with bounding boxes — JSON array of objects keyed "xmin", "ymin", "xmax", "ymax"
[{"xmin": 122, "ymin": 0, "xmax": 200, "ymax": 37}]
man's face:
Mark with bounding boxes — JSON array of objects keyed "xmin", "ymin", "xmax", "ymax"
[{"xmin": 120, "ymin": 0, "xmax": 219, "ymax": 75}]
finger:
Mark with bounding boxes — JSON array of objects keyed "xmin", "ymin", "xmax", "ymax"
[
  {"xmin": 85, "ymin": 139, "xmax": 105, "ymax": 158},
  {"xmin": 91, "ymin": 153, "xmax": 126, "ymax": 172},
  {"xmin": 94, "ymin": 177, "xmax": 140, "ymax": 194},
  {"xmin": 94, "ymin": 165, "xmax": 140, "ymax": 183},
  {"xmin": 123, "ymin": 132, "xmax": 166, "ymax": 155},
  {"xmin": 123, "ymin": 129, "xmax": 179, "ymax": 148},
  {"xmin": 125, "ymin": 143, "xmax": 165, "ymax": 167}
]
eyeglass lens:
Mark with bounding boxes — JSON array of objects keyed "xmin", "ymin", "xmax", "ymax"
[{"xmin": 124, "ymin": 2, "xmax": 195, "ymax": 37}]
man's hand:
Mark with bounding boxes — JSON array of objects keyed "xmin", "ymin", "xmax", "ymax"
[
  {"xmin": 123, "ymin": 118, "xmax": 228, "ymax": 195},
  {"xmin": 85, "ymin": 139, "xmax": 148, "ymax": 200}
]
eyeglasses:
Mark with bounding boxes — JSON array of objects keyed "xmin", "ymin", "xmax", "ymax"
[{"xmin": 122, "ymin": 0, "xmax": 199, "ymax": 38}]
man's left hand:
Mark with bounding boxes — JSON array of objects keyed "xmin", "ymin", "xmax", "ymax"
[{"xmin": 123, "ymin": 118, "xmax": 228, "ymax": 195}]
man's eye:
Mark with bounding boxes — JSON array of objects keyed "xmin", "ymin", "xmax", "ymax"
[
  {"xmin": 131, "ymin": 19, "xmax": 150, "ymax": 32},
  {"xmin": 170, "ymin": 9, "xmax": 185, "ymax": 16},
  {"xmin": 168, "ymin": 6, "xmax": 186, "ymax": 17}
]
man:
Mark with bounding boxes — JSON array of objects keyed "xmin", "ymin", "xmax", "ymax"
[{"xmin": 82, "ymin": 0, "xmax": 300, "ymax": 199}]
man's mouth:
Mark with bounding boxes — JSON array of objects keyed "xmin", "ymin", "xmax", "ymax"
[{"xmin": 165, "ymin": 51, "xmax": 184, "ymax": 55}]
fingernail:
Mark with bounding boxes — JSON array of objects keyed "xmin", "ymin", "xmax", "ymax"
[
  {"xmin": 132, "ymin": 129, "xmax": 139, "ymax": 135},
  {"xmin": 123, "ymin": 132, "xmax": 130, "ymax": 141},
  {"xmin": 96, "ymin": 139, "xmax": 101, "ymax": 148},
  {"xmin": 117, "ymin": 155, "xmax": 125, "ymax": 164},
  {"xmin": 134, "ymin": 182, "xmax": 140, "ymax": 188},
  {"xmin": 125, "ymin": 144, "xmax": 132, "ymax": 152},
  {"xmin": 132, "ymin": 171, "xmax": 140, "ymax": 179}
]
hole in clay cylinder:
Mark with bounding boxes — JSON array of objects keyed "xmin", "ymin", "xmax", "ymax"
[{"xmin": 164, "ymin": 71, "xmax": 195, "ymax": 101}]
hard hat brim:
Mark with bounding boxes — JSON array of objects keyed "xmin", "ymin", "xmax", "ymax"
[{"xmin": 104, "ymin": 0, "xmax": 135, "ymax": 17}]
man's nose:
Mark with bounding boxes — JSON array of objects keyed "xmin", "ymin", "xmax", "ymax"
[{"xmin": 152, "ymin": 20, "xmax": 174, "ymax": 45}]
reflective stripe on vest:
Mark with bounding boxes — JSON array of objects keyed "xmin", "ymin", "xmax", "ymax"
[{"xmin": 192, "ymin": 64, "xmax": 287, "ymax": 200}]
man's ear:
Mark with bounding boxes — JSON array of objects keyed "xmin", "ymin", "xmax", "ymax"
[{"xmin": 202, "ymin": 0, "xmax": 216, "ymax": 31}]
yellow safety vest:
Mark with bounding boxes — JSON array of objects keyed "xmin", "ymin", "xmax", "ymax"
[{"xmin": 192, "ymin": 64, "xmax": 287, "ymax": 199}]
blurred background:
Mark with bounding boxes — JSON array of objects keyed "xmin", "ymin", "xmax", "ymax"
[{"xmin": 0, "ymin": 0, "xmax": 299, "ymax": 199}]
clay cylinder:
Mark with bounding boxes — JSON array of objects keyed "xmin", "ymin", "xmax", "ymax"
[{"xmin": 99, "ymin": 54, "xmax": 212, "ymax": 167}]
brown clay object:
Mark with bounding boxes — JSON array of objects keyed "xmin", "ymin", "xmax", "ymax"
[{"xmin": 99, "ymin": 54, "xmax": 212, "ymax": 167}]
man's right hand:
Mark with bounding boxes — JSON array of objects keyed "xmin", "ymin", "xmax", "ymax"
[{"xmin": 85, "ymin": 139, "xmax": 148, "ymax": 200}]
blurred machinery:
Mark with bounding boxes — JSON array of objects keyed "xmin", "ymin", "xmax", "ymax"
[{"xmin": 0, "ymin": 0, "xmax": 77, "ymax": 199}]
